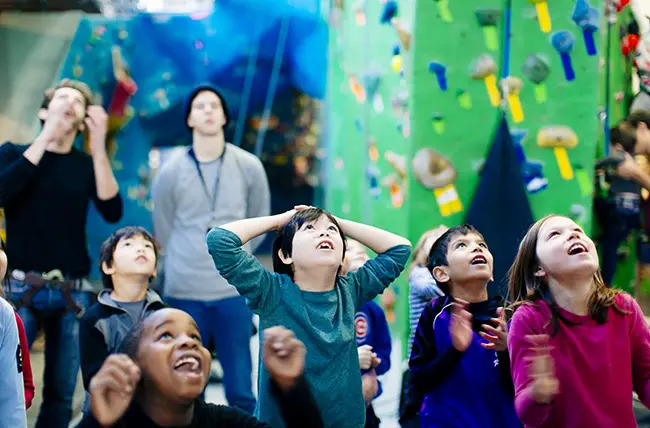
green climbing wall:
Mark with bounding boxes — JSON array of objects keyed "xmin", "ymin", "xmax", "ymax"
[
  {"xmin": 325, "ymin": 0, "xmax": 413, "ymax": 233},
  {"xmin": 409, "ymin": 0, "xmax": 604, "ymax": 243},
  {"xmin": 326, "ymin": 0, "xmax": 620, "ymax": 355},
  {"xmin": 325, "ymin": 0, "xmax": 416, "ymax": 336}
]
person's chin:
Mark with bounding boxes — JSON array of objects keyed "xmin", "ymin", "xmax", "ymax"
[
  {"xmin": 173, "ymin": 373, "xmax": 207, "ymax": 392},
  {"xmin": 461, "ymin": 272, "xmax": 492, "ymax": 283},
  {"xmin": 171, "ymin": 387, "xmax": 203, "ymax": 404},
  {"xmin": 198, "ymin": 126, "xmax": 220, "ymax": 136}
]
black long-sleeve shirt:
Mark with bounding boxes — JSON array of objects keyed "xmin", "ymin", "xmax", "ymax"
[
  {"xmin": 76, "ymin": 377, "xmax": 324, "ymax": 428},
  {"xmin": 0, "ymin": 142, "xmax": 122, "ymax": 278}
]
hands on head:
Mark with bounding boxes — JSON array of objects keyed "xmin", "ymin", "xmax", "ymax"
[{"xmin": 275, "ymin": 205, "xmax": 312, "ymax": 230}]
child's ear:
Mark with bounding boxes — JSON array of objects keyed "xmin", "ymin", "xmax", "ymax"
[
  {"xmin": 534, "ymin": 266, "xmax": 546, "ymax": 278},
  {"xmin": 38, "ymin": 108, "xmax": 48, "ymax": 122},
  {"xmin": 277, "ymin": 249, "xmax": 293, "ymax": 266},
  {"xmin": 102, "ymin": 261, "xmax": 116, "ymax": 276},
  {"xmin": 432, "ymin": 266, "xmax": 450, "ymax": 283}
]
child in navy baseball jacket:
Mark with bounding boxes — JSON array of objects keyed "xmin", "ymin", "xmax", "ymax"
[
  {"xmin": 343, "ymin": 240, "xmax": 392, "ymax": 428},
  {"xmin": 409, "ymin": 225, "xmax": 518, "ymax": 428}
]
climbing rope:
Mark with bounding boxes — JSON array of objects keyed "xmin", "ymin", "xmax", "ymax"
[
  {"xmin": 254, "ymin": 15, "xmax": 291, "ymax": 157},
  {"xmin": 233, "ymin": 41, "xmax": 260, "ymax": 147}
]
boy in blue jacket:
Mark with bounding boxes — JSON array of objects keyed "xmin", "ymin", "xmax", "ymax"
[
  {"xmin": 343, "ymin": 240, "xmax": 392, "ymax": 428},
  {"xmin": 409, "ymin": 225, "xmax": 518, "ymax": 428}
]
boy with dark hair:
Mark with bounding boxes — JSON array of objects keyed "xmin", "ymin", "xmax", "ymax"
[
  {"xmin": 207, "ymin": 205, "xmax": 411, "ymax": 428},
  {"xmin": 79, "ymin": 226, "xmax": 165, "ymax": 395},
  {"xmin": 409, "ymin": 225, "xmax": 518, "ymax": 428},
  {"xmin": 0, "ymin": 78, "xmax": 121, "ymax": 427}
]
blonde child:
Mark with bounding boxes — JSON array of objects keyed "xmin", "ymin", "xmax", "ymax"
[
  {"xmin": 407, "ymin": 226, "xmax": 448, "ymax": 354},
  {"xmin": 400, "ymin": 226, "xmax": 448, "ymax": 426}
]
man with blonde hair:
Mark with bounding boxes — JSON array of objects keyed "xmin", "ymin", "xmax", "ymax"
[{"xmin": 0, "ymin": 79, "xmax": 122, "ymax": 428}]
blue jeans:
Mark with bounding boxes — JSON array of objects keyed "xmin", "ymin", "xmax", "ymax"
[
  {"xmin": 166, "ymin": 296, "xmax": 256, "ymax": 414},
  {"xmin": 5, "ymin": 279, "xmax": 92, "ymax": 428}
]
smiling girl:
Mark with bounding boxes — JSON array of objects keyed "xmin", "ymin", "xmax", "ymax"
[{"xmin": 508, "ymin": 215, "xmax": 650, "ymax": 427}]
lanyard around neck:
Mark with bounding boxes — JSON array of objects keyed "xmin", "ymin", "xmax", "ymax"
[{"xmin": 188, "ymin": 146, "xmax": 225, "ymax": 213}]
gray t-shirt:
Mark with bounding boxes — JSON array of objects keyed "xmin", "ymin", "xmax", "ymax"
[
  {"xmin": 113, "ymin": 298, "xmax": 146, "ymax": 323},
  {"xmin": 198, "ymin": 159, "xmax": 221, "ymax": 197},
  {"xmin": 152, "ymin": 143, "xmax": 271, "ymax": 301}
]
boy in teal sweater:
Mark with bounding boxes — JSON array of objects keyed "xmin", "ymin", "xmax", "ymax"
[{"xmin": 206, "ymin": 206, "xmax": 411, "ymax": 428}]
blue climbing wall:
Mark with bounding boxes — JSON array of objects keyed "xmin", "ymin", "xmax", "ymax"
[{"xmin": 56, "ymin": 0, "xmax": 327, "ymax": 278}]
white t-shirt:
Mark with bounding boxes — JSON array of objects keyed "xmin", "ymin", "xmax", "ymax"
[{"xmin": 0, "ymin": 297, "xmax": 26, "ymax": 427}]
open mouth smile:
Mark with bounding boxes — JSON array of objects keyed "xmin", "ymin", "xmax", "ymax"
[
  {"xmin": 173, "ymin": 353, "xmax": 203, "ymax": 375},
  {"xmin": 568, "ymin": 242, "xmax": 587, "ymax": 255},
  {"xmin": 316, "ymin": 239, "xmax": 335, "ymax": 251},
  {"xmin": 470, "ymin": 255, "xmax": 487, "ymax": 265}
]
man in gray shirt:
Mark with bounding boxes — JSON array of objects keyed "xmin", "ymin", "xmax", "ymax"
[{"xmin": 152, "ymin": 84, "xmax": 270, "ymax": 414}]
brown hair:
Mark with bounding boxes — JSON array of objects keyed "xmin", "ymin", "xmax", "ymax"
[
  {"xmin": 410, "ymin": 226, "xmax": 448, "ymax": 272},
  {"xmin": 508, "ymin": 214, "xmax": 627, "ymax": 334},
  {"xmin": 610, "ymin": 123, "xmax": 637, "ymax": 154},
  {"xmin": 41, "ymin": 79, "xmax": 94, "ymax": 111}
]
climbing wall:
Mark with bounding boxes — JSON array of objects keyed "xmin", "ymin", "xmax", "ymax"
[
  {"xmin": 408, "ymin": 0, "xmax": 505, "ymax": 241},
  {"xmin": 326, "ymin": 0, "xmax": 613, "ymax": 353},
  {"xmin": 409, "ymin": 0, "xmax": 605, "ymax": 246},
  {"xmin": 325, "ymin": 0, "xmax": 415, "ymax": 341},
  {"xmin": 50, "ymin": 1, "xmax": 327, "ymax": 278},
  {"xmin": 325, "ymin": 0, "xmax": 413, "ymax": 233}
]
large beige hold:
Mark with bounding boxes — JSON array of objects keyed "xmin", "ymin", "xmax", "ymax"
[
  {"xmin": 537, "ymin": 126, "xmax": 578, "ymax": 180},
  {"xmin": 536, "ymin": 125, "xmax": 578, "ymax": 148},
  {"xmin": 412, "ymin": 148, "xmax": 457, "ymax": 190}
]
